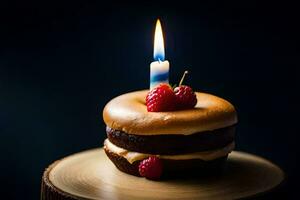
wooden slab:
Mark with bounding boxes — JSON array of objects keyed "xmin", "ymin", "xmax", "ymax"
[{"xmin": 41, "ymin": 148, "xmax": 284, "ymax": 200}]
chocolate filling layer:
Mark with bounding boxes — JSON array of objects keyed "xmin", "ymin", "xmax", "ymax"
[{"xmin": 106, "ymin": 125, "xmax": 235, "ymax": 155}]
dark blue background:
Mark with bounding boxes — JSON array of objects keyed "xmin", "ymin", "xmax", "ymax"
[{"xmin": 0, "ymin": 1, "xmax": 298, "ymax": 199}]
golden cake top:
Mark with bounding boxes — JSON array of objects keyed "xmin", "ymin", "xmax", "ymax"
[{"xmin": 103, "ymin": 90, "xmax": 237, "ymax": 135}]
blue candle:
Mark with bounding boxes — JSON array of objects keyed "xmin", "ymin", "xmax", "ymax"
[{"xmin": 150, "ymin": 19, "xmax": 170, "ymax": 89}]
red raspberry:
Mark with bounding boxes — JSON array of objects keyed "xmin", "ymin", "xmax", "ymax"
[
  {"xmin": 139, "ymin": 156, "xmax": 163, "ymax": 180},
  {"xmin": 174, "ymin": 85, "xmax": 197, "ymax": 110},
  {"xmin": 146, "ymin": 84, "xmax": 176, "ymax": 112}
]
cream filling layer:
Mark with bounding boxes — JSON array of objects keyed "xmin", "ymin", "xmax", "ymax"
[{"xmin": 104, "ymin": 139, "xmax": 235, "ymax": 164}]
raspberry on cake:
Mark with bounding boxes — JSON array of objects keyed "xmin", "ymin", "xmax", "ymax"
[
  {"xmin": 146, "ymin": 83, "xmax": 176, "ymax": 112},
  {"xmin": 103, "ymin": 90, "xmax": 237, "ymax": 178},
  {"xmin": 139, "ymin": 156, "xmax": 163, "ymax": 180},
  {"xmin": 174, "ymin": 85, "xmax": 197, "ymax": 110}
]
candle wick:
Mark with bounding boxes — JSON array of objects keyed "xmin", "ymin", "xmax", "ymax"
[{"xmin": 158, "ymin": 58, "xmax": 161, "ymax": 63}]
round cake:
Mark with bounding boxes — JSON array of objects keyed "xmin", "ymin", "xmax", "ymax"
[{"xmin": 103, "ymin": 90, "xmax": 237, "ymax": 178}]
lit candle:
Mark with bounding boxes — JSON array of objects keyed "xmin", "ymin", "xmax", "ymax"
[{"xmin": 150, "ymin": 19, "xmax": 170, "ymax": 89}]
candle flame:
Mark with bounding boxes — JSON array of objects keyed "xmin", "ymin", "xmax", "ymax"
[{"xmin": 153, "ymin": 19, "xmax": 165, "ymax": 61}]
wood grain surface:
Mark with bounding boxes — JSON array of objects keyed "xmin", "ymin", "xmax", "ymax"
[{"xmin": 41, "ymin": 148, "xmax": 284, "ymax": 200}]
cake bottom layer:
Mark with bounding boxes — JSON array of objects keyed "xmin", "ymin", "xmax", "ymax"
[
  {"xmin": 104, "ymin": 139, "xmax": 231, "ymax": 177},
  {"xmin": 104, "ymin": 147, "xmax": 227, "ymax": 177}
]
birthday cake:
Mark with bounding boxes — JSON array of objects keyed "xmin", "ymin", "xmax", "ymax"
[
  {"xmin": 103, "ymin": 84, "xmax": 237, "ymax": 179},
  {"xmin": 103, "ymin": 20, "xmax": 237, "ymax": 179}
]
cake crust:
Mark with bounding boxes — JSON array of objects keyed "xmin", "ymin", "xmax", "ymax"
[{"xmin": 103, "ymin": 90, "xmax": 237, "ymax": 135}]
